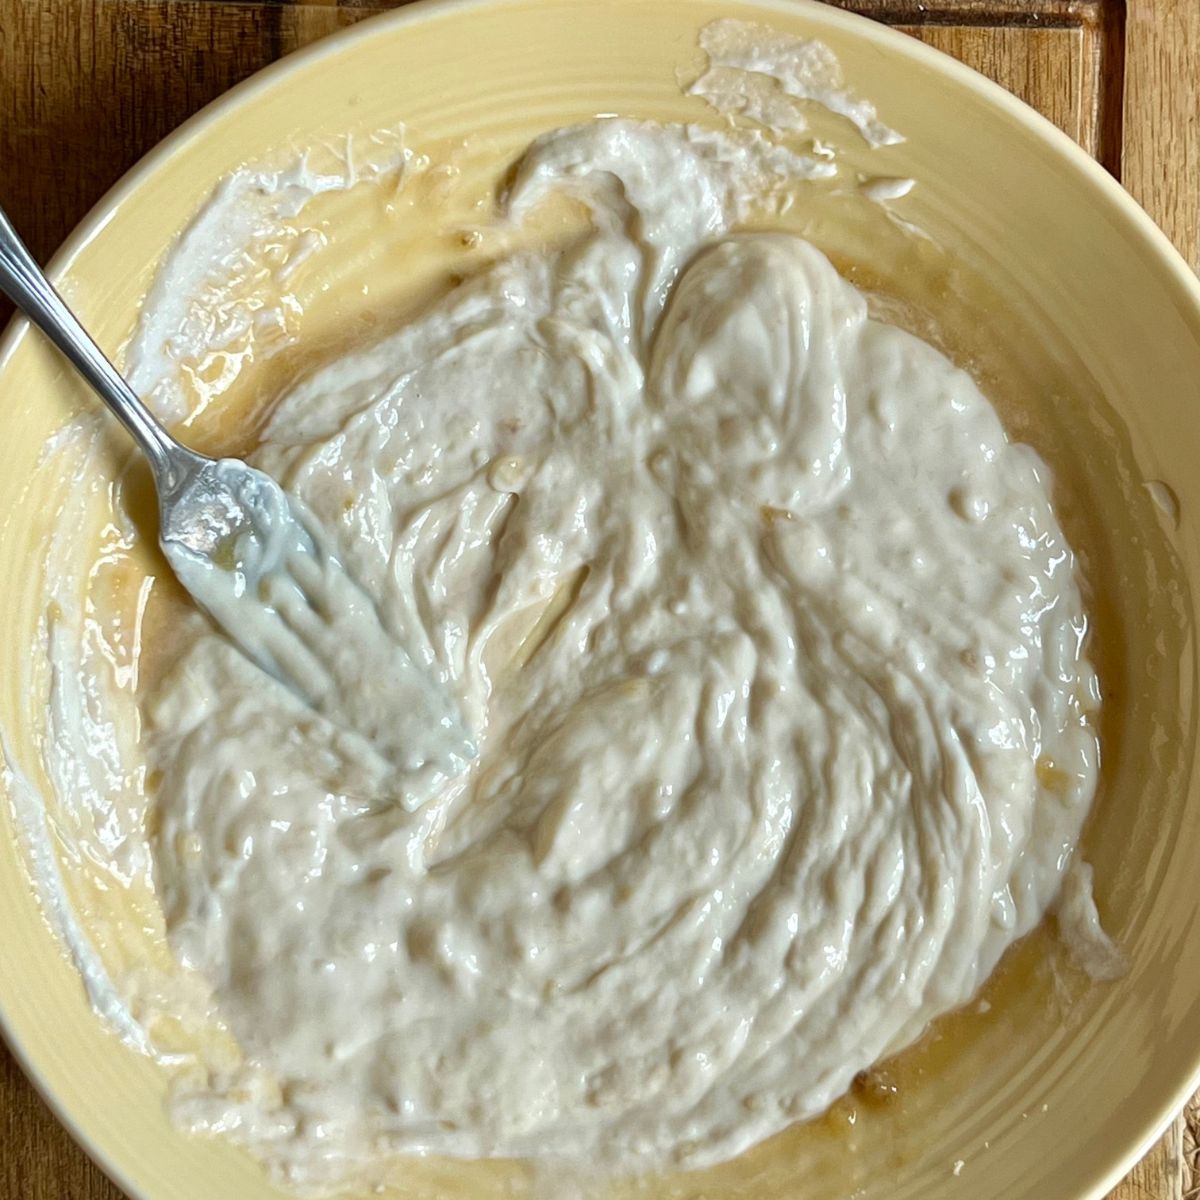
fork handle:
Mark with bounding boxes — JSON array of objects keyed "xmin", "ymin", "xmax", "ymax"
[{"xmin": 0, "ymin": 203, "xmax": 188, "ymax": 483}]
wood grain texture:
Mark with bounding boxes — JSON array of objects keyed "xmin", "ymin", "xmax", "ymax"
[
  {"xmin": 1, "ymin": 1044, "xmax": 123, "ymax": 1200},
  {"xmin": 1118, "ymin": 1115, "xmax": 1185, "ymax": 1200},
  {"xmin": 828, "ymin": 0, "xmax": 1102, "ymax": 21},
  {"xmin": 0, "ymin": 0, "xmax": 374, "ymax": 271},
  {"xmin": 1186, "ymin": 1094, "xmax": 1200, "ymax": 1200},
  {"xmin": 903, "ymin": 25, "xmax": 1096, "ymax": 151},
  {"xmin": 0, "ymin": 1, "xmax": 1195, "ymax": 1197},
  {"xmin": 1122, "ymin": 0, "xmax": 1200, "ymax": 267}
]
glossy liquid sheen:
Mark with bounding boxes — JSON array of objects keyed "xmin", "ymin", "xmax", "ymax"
[{"xmin": 135, "ymin": 120, "xmax": 1106, "ymax": 1186}]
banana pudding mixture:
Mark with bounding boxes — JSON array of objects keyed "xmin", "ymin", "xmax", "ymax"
[{"xmin": 10, "ymin": 21, "xmax": 1113, "ymax": 1196}]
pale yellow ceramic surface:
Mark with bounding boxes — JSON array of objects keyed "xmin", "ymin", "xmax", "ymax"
[{"xmin": 3, "ymin": 1, "xmax": 1200, "ymax": 1198}]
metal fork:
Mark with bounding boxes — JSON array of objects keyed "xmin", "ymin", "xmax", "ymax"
[{"xmin": 0, "ymin": 205, "xmax": 475, "ymax": 803}]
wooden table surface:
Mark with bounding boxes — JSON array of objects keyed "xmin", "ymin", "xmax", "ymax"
[{"xmin": 1, "ymin": 0, "xmax": 1199, "ymax": 1197}]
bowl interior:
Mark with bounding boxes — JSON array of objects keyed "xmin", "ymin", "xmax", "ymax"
[{"xmin": 2, "ymin": 2, "xmax": 1200, "ymax": 1198}]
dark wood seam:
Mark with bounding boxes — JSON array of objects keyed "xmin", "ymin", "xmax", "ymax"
[
  {"xmin": 823, "ymin": 0, "xmax": 1101, "ymax": 29},
  {"xmin": 1095, "ymin": 0, "xmax": 1126, "ymax": 177}
]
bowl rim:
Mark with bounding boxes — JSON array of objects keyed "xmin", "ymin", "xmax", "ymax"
[{"xmin": 2, "ymin": 0, "xmax": 1200, "ymax": 1197}]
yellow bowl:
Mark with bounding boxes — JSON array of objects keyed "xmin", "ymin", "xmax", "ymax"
[{"xmin": 3, "ymin": 1, "xmax": 1200, "ymax": 1198}]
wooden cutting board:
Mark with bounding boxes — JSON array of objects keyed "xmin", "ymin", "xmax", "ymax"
[{"xmin": 0, "ymin": 1, "xmax": 1198, "ymax": 1197}]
